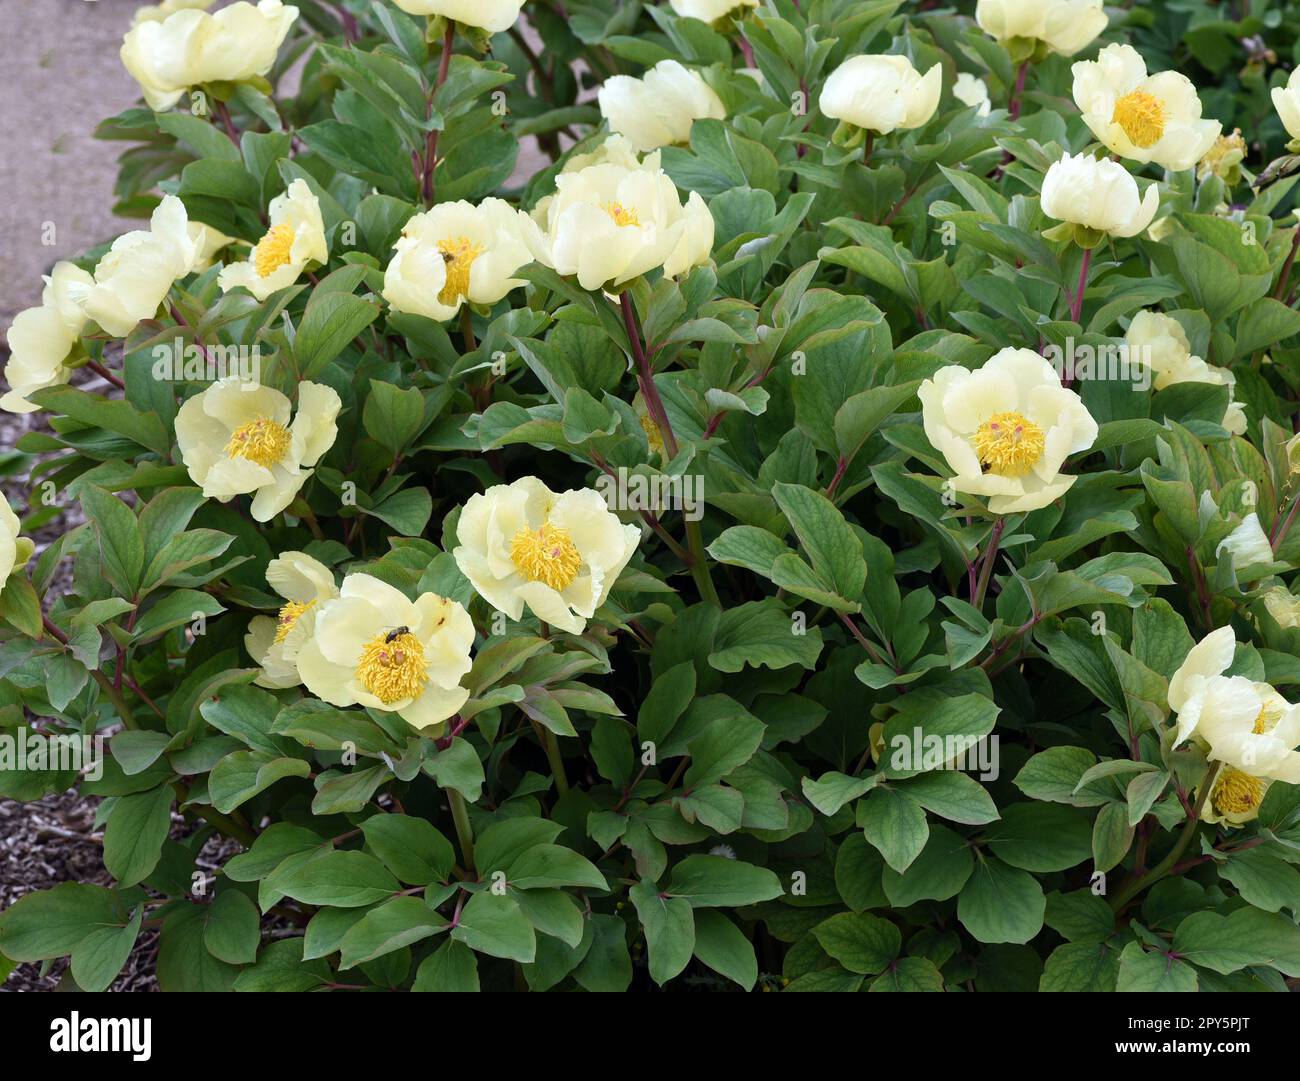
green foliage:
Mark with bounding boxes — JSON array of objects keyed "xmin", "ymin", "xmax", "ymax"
[{"xmin": 7, "ymin": 0, "xmax": 1300, "ymax": 994}]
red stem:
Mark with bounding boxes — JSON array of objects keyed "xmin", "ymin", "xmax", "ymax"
[{"xmin": 422, "ymin": 22, "xmax": 455, "ymax": 207}]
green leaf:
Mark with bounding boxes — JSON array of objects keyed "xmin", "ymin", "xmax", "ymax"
[
  {"xmin": 1116, "ymin": 942, "xmax": 1198, "ymax": 992},
  {"xmin": 70, "ymin": 905, "xmax": 143, "ymax": 993},
  {"xmin": 276, "ymin": 850, "xmax": 401, "ymax": 908},
  {"xmin": 811, "ymin": 911, "xmax": 900, "ymax": 975},
  {"xmin": 691, "ymin": 909, "xmax": 757, "ymax": 990},
  {"xmin": 630, "ymin": 880, "xmax": 695, "ymax": 985},
  {"xmin": 413, "ymin": 938, "xmax": 480, "ymax": 991},
  {"xmin": 1173, "ymin": 907, "xmax": 1300, "ymax": 975},
  {"xmin": 772, "ymin": 482, "xmax": 867, "ymax": 603},
  {"xmin": 362, "ymin": 814, "xmax": 456, "ymax": 885},
  {"xmin": 450, "ymin": 891, "xmax": 536, "ymax": 963},
  {"xmin": 294, "ymin": 290, "xmax": 381, "ymax": 377},
  {"xmin": 0, "ymin": 883, "xmax": 123, "ymax": 962},
  {"xmin": 339, "ymin": 896, "xmax": 447, "ymax": 969},
  {"xmin": 957, "ymin": 856, "xmax": 1046, "ymax": 944},
  {"xmin": 81, "ymin": 485, "xmax": 144, "ymax": 596},
  {"xmin": 103, "ymin": 785, "xmax": 174, "ymax": 888},
  {"xmin": 857, "ymin": 785, "xmax": 929, "ymax": 873},
  {"xmin": 666, "ymin": 855, "xmax": 784, "ymax": 907},
  {"xmin": 203, "ymin": 890, "xmax": 261, "ymax": 965}
]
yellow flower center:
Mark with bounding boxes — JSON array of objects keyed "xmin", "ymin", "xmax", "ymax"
[
  {"xmin": 973, "ymin": 411, "xmax": 1046, "ymax": 475},
  {"xmin": 1211, "ymin": 767, "xmax": 1267, "ymax": 817},
  {"xmin": 437, "ymin": 236, "xmax": 484, "ymax": 306},
  {"xmin": 254, "ymin": 223, "xmax": 296, "ymax": 278},
  {"xmin": 225, "ymin": 416, "xmax": 292, "ymax": 469},
  {"xmin": 355, "ymin": 630, "xmax": 427, "ymax": 704},
  {"xmin": 1112, "ymin": 90, "xmax": 1165, "ymax": 149},
  {"xmin": 639, "ymin": 409, "xmax": 664, "ymax": 456},
  {"xmin": 274, "ymin": 599, "xmax": 315, "ymax": 644},
  {"xmin": 604, "ymin": 202, "xmax": 640, "ymax": 228},
  {"xmin": 511, "ymin": 522, "xmax": 582, "ymax": 591}
]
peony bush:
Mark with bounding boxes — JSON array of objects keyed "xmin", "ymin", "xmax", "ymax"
[{"xmin": 5, "ymin": 0, "xmax": 1300, "ymax": 993}]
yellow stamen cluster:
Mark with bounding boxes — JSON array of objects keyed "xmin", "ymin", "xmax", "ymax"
[
  {"xmin": 973, "ymin": 411, "xmax": 1046, "ymax": 475},
  {"xmin": 274, "ymin": 599, "xmax": 316, "ymax": 644},
  {"xmin": 437, "ymin": 236, "xmax": 484, "ymax": 306},
  {"xmin": 604, "ymin": 202, "xmax": 640, "ymax": 228},
  {"xmin": 254, "ymin": 223, "xmax": 296, "ymax": 278},
  {"xmin": 225, "ymin": 416, "xmax": 291, "ymax": 469},
  {"xmin": 355, "ymin": 631, "xmax": 427, "ymax": 704},
  {"xmin": 1112, "ymin": 90, "xmax": 1165, "ymax": 149},
  {"xmin": 511, "ymin": 522, "xmax": 582, "ymax": 591},
  {"xmin": 1211, "ymin": 767, "xmax": 1266, "ymax": 817}
]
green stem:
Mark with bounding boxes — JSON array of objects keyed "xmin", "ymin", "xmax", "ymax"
[
  {"xmin": 447, "ymin": 788, "xmax": 476, "ymax": 873},
  {"xmin": 533, "ymin": 720, "xmax": 570, "ymax": 797},
  {"xmin": 972, "ymin": 517, "xmax": 1005, "ymax": 610},
  {"xmin": 1109, "ymin": 761, "xmax": 1220, "ymax": 912}
]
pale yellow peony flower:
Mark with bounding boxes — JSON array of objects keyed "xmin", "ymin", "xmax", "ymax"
[
  {"xmin": 0, "ymin": 499, "xmax": 35, "ymax": 585},
  {"xmin": 1217, "ymin": 512, "xmax": 1275, "ymax": 573},
  {"xmin": 1170, "ymin": 626, "xmax": 1300, "ymax": 785},
  {"xmin": 919, "ymin": 347, "xmax": 1099, "ymax": 514},
  {"xmin": 176, "ymin": 377, "xmax": 340, "ymax": 522},
  {"xmin": 954, "ymin": 73, "xmax": 992, "ymax": 116},
  {"xmin": 1263, "ymin": 587, "xmax": 1300, "ymax": 629},
  {"xmin": 382, "ymin": 198, "xmax": 540, "ymax": 323},
  {"xmin": 1272, "ymin": 67, "xmax": 1300, "ymax": 143},
  {"xmin": 68, "ymin": 195, "xmax": 201, "ymax": 339},
  {"xmin": 1, "ymin": 262, "xmax": 93, "ymax": 413},
  {"xmin": 1125, "ymin": 311, "xmax": 1247, "ymax": 435},
  {"xmin": 1041, "ymin": 154, "xmax": 1160, "ymax": 240},
  {"xmin": 1071, "ymin": 44, "xmax": 1220, "ymax": 172},
  {"xmin": 245, "ymin": 551, "xmax": 339, "ymax": 688},
  {"xmin": 296, "ymin": 574, "xmax": 474, "ymax": 730},
  {"xmin": 668, "ymin": 0, "xmax": 758, "ymax": 24},
  {"xmin": 1201, "ymin": 768, "xmax": 1273, "ymax": 826},
  {"xmin": 975, "ymin": 0, "xmax": 1107, "ymax": 58},
  {"xmin": 132, "ymin": 0, "xmax": 213, "ymax": 27},
  {"xmin": 121, "ymin": 0, "xmax": 299, "ymax": 112},
  {"xmin": 218, "ymin": 180, "xmax": 327, "ymax": 302},
  {"xmin": 597, "ymin": 61, "xmax": 726, "ymax": 153},
  {"xmin": 531, "ymin": 148, "xmax": 714, "ymax": 291},
  {"xmin": 819, "ymin": 55, "xmax": 942, "ymax": 136},
  {"xmin": 452, "ymin": 476, "xmax": 640, "ymax": 634},
  {"xmin": 392, "ymin": 0, "xmax": 525, "ymax": 34}
]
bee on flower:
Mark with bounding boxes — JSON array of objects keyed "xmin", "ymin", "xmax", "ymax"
[
  {"xmin": 382, "ymin": 199, "xmax": 541, "ymax": 323},
  {"xmin": 919, "ymin": 348, "xmax": 1099, "ymax": 514},
  {"xmin": 245, "ymin": 552, "xmax": 339, "ymax": 688},
  {"xmin": 175, "ymin": 376, "xmax": 340, "ymax": 522},
  {"xmin": 452, "ymin": 476, "xmax": 640, "ymax": 635},
  {"xmin": 296, "ymin": 574, "xmax": 475, "ymax": 731},
  {"xmin": 219, "ymin": 180, "xmax": 328, "ymax": 302}
]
